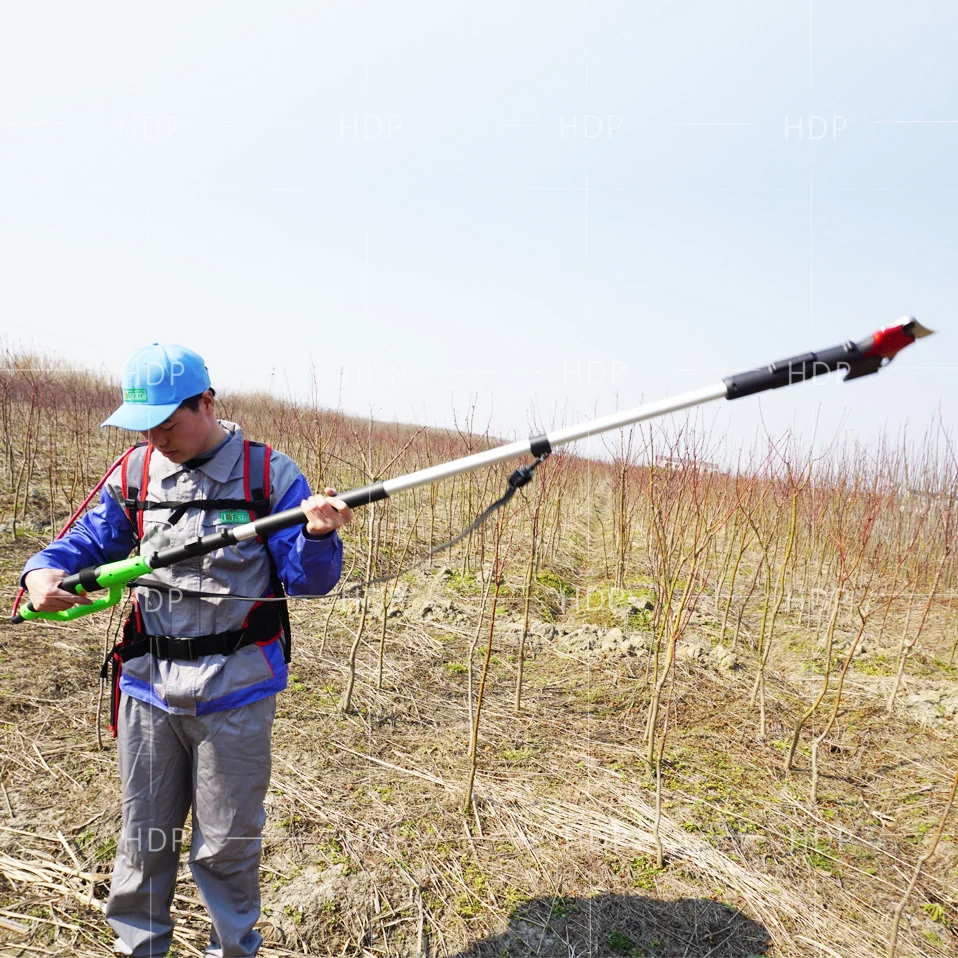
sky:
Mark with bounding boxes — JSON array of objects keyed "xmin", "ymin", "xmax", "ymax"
[{"xmin": 1, "ymin": 1, "xmax": 956, "ymax": 465}]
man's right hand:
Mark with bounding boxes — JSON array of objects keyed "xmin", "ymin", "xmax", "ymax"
[{"xmin": 24, "ymin": 568, "xmax": 93, "ymax": 612}]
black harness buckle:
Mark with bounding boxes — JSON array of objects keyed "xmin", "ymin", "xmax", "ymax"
[{"xmin": 153, "ymin": 635, "xmax": 197, "ymax": 660}]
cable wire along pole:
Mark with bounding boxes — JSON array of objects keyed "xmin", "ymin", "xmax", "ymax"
[{"xmin": 12, "ymin": 317, "xmax": 934, "ymax": 623}]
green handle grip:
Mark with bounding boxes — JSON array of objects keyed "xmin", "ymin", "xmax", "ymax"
[
  {"xmin": 17, "ymin": 583, "xmax": 126, "ymax": 622},
  {"xmin": 13, "ymin": 556, "xmax": 151, "ymax": 623}
]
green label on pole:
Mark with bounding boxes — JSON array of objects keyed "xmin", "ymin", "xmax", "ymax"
[
  {"xmin": 219, "ymin": 510, "xmax": 250, "ymax": 524},
  {"xmin": 124, "ymin": 388, "xmax": 149, "ymax": 402}
]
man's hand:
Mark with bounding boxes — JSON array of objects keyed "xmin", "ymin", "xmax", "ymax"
[
  {"xmin": 24, "ymin": 568, "xmax": 93, "ymax": 612},
  {"xmin": 301, "ymin": 488, "xmax": 352, "ymax": 538}
]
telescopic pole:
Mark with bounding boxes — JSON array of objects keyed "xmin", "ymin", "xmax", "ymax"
[{"xmin": 13, "ymin": 317, "xmax": 933, "ymax": 622}]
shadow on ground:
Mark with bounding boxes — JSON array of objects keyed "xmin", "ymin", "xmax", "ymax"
[{"xmin": 447, "ymin": 892, "xmax": 771, "ymax": 957}]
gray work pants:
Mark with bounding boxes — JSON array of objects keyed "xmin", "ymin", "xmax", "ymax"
[{"xmin": 105, "ymin": 693, "xmax": 276, "ymax": 957}]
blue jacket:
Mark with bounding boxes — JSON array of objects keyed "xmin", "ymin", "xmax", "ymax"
[{"xmin": 21, "ymin": 421, "xmax": 342, "ymax": 715}]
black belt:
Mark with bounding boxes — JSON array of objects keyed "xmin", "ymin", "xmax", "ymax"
[
  {"xmin": 116, "ymin": 628, "xmax": 272, "ymax": 663},
  {"xmin": 101, "ymin": 607, "xmax": 284, "ymax": 740}
]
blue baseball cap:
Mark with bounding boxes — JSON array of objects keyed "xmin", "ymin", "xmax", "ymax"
[{"xmin": 101, "ymin": 343, "xmax": 212, "ymax": 431}]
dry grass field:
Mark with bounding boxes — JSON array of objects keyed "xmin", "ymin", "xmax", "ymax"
[{"xmin": 1, "ymin": 354, "xmax": 956, "ymax": 957}]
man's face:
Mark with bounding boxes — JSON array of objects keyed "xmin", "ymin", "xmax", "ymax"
[{"xmin": 140, "ymin": 399, "xmax": 212, "ymax": 463}]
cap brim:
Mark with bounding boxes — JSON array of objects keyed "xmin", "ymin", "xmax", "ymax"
[{"xmin": 101, "ymin": 401, "xmax": 182, "ymax": 431}]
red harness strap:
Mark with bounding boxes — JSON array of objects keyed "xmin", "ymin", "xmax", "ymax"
[
  {"xmin": 107, "ymin": 439, "xmax": 287, "ymax": 738},
  {"xmin": 242, "ymin": 441, "xmax": 276, "ymax": 630},
  {"xmin": 136, "ymin": 446, "xmax": 153, "ymax": 542},
  {"xmin": 243, "ymin": 440, "xmax": 272, "ymax": 541},
  {"xmin": 109, "ymin": 443, "xmax": 153, "ymax": 738}
]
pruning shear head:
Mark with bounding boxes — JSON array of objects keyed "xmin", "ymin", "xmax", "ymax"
[{"xmin": 902, "ymin": 318, "xmax": 935, "ymax": 339}]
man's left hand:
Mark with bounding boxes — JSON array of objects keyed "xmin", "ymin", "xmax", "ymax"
[{"xmin": 302, "ymin": 488, "xmax": 352, "ymax": 538}]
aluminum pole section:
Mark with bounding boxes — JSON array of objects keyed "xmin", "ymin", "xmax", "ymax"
[
  {"xmin": 14, "ymin": 320, "xmax": 935, "ymax": 622},
  {"xmin": 382, "ymin": 382, "xmax": 729, "ymax": 497}
]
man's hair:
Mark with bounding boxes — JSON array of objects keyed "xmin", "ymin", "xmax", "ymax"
[{"xmin": 178, "ymin": 387, "xmax": 216, "ymax": 413}]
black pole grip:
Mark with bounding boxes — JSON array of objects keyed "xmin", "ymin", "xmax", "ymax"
[
  {"xmin": 246, "ymin": 483, "xmax": 388, "ymax": 540},
  {"xmin": 148, "ymin": 528, "xmax": 239, "ymax": 570},
  {"xmin": 724, "ymin": 340, "xmax": 864, "ymax": 400},
  {"xmin": 146, "ymin": 483, "xmax": 389, "ymax": 571},
  {"xmin": 60, "ymin": 573, "xmax": 83, "ymax": 595},
  {"xmin": 60, "ymin": 567, "xmax": 101, "ymax": 595},
  {"xmin": 253, "ymin": 482, "xmax": 388, "ymax": 533},
  {"xmin": 338, "ymin": 482, "xmax": 389, "ymax": 509}
]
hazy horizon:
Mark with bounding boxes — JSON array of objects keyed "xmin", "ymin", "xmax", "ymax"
[{"xmin": 2, "ymin": 2, "xmax": 954, "ymax": 466}]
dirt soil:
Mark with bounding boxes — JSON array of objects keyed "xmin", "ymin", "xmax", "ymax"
[{"xmin": 1, "ymin": 545, "xmax": 957, "ymax": 958}]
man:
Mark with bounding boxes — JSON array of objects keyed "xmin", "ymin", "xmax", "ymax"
[{"xmin": 21, "ymin": 343, "xmax": 351, "ymax": 957}]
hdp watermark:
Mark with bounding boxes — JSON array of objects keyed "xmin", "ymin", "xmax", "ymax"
[
  {"xmin": 121, "ymin": 826, "xmax": 187, "ymax": 853},
  {"xmin": 340, "ymin": 115, "xmax": 403, "ymax": 139},
  {"xmin": 563, "ymin": 359, "xmax": 627, "ymax": 385},
  {"xmin": 788, "ymin": 361, "xmax": 851, "ymax": 384},
  {"xmin": 139, "ymin": 586, "xmax": 185, "ymax": 613},
  {"xmin": 342, "ymin": 361, "xmax": 405, "ymax": 386},
  {"xmin": 785, "ymin": 115, "xmax": 847, "ymax": 140},
  {"xmin": 119, "ymin": 116, "xmax": 181, "ymax": 141},
  {"xmin": 123, "ymin": 359, "xmax": 187, "ymax": 387},
  {"xmin": 559, "ymin": 114, "xmax": 623, "ymax": 139}
]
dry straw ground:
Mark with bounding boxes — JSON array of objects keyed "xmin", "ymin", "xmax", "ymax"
[{"xmin": 0, "ymin": 354, "xmax": 956, "ymax": 957}]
